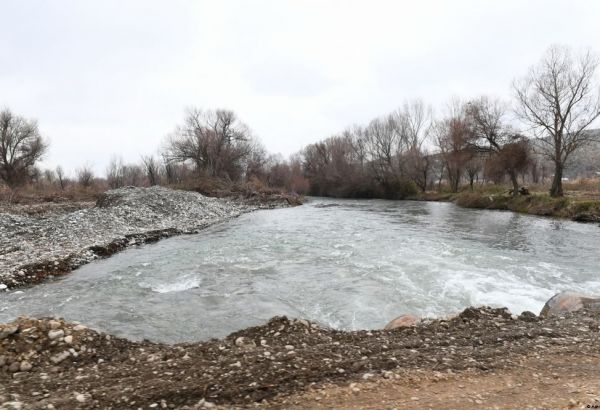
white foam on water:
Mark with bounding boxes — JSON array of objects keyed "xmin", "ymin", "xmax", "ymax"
[
  {"xmin": 439, "ymin": 268, "xmax": 556, "ymax": 315},
  {"xmin": 149, "ymin": 278, "xmax": 201, "ymax": 294}
]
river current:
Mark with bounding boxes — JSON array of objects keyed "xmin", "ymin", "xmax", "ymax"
[{"xmin": 1, "ymin": 198, "xmax": 599, "ymax": 343}]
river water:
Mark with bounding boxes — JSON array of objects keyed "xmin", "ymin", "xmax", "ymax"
[{"xmin": 1, "ymin": 199, "xmax": 599, "ymax": 343}]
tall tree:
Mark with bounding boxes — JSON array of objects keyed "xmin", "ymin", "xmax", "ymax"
[
  {"xmin": 167, "ymin": 108, "xmax": 255, "ymax": 181},
  {"xmin": 465, "ymin": 97, "xmax": 530, "ymax": 196},
  {"xmin": 0, "ymin": 109, "xmax": 48, "ymax": 188},
  {"xmin": 514, "ymin": 45, "xmax": 600, "ymax": 197}
]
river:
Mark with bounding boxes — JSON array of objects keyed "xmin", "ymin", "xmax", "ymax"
[{"xmin": 1, "ymin": 198, "xmax": 599, "ymax": 343}]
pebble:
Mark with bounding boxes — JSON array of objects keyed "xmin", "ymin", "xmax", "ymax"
[
  {"xmin": 64, "ymin": 335, "xmax": 73, "ymax": 344},
  {"xmin": 50, "ymin": 351, "xmax": 70, "ymax": 364},
  {"xmin": 0, "ymin": 325, "xmax": 19, "ymax": 339},
  {"xmin": 48, "ymin": 320, "xmax": 61, "ymax": 330},
  {"xmin": 48, "ymin": 329, "xmax": 64, "ymax": 340},
  {"xmin": 19, "ymin": 361, "xmax": 32, "ymax": 372},
  {"xmin": 197, "ymin": 398, "xmax": 216, "ymax": 408}
]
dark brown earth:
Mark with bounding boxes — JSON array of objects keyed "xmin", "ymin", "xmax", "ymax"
[{"xmin": 2, "ymin": 306, "xmax": 600, "ymax": 409}]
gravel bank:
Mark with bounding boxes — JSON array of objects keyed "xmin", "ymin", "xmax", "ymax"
[
  {"xmin": 0, "ymin": 186, "xmax": 282, "ymax": 290},
  {"xmin": 1, "ymin": 307, "xmax": 600, "ymax": 408}
]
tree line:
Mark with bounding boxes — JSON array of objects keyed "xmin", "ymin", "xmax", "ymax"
[
  {"xmin": 1, "ymin": 45, "xmax": 599, "ymax": 199},
  {"xmin": 301, "ymin": 45, "xmax": 600, "ymax": 198}
]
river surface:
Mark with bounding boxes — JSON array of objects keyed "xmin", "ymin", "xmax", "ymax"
[{"xmin": 1, "ymin": 198, "xmax": 599, "ymax": 343}]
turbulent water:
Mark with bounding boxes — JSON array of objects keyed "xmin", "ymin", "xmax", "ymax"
[{"xmin": 1, "ymin": 198, "xmax": 599, "ymax": 343}]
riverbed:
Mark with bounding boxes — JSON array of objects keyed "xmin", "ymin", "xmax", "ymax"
[{"xmin": 1, "ymin": 198, "xmax": 598, "ymax": 342}]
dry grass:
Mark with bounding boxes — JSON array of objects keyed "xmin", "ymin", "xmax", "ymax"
[{"xmin": 0, "ymin": 183, "xmax": 107, "ymax": 205}]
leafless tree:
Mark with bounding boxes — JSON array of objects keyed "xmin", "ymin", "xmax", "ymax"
[
  {"xmin": 433, "ymin": 101, "xmax": 472, "ymax": 193},
  {"xmin": 399, "ymin": 100, "xmax": 433, "ymax": 191},
  {"xmin": 106, "ymin": 156, "xmax": 125, "ymax": 188},
  {"xmin": 464, "ymin": 155, "xmax": 483, "ymax": 191},
  {"xmin": 56, "ymin": 166, "xmax": 67, "ymax": 190},
  {"xmin": 465, "ymin": 96, "xmax": 528, "ymax": 195},
  {"xmin": 123, "ymin": 164, "xmax": 144, "ymax": 186},
  {"xmin": 141, "ymin": 155, "xmax": 160, "ymax": 186},
  {"xmin": 0, "ymin": 109, "xmax": 48, "ymax": 188},
  {"xmin": 167, "ymin": 108, "xmax": 254, "ymax": 180},
  {"xmin": 514, "ymin": 45, "xmax": 600, "ymax": 197},
  {"xmin": 76, "ymin": 164, "xmax": 95, "ymax": 188}
]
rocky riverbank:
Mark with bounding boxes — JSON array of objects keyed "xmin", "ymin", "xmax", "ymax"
[
  {"xmin": 1, "ymin": 305, "xmax": 600, "ymax": 408},
  {"xmin": 0, "ymin": 186, "xmax": 294, "ymax": 290}
]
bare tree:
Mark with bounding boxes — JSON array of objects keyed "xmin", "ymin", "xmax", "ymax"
[
  {"xmin": 106, "ymin": 156, "xmax": 125, "ymax": 188},
  {"xmin": 76, "ymin": 164, "xmax": 95, "ymax": 188},
  {"xmin": 0, "ymin": 109, "xmax": 48, "ymax": 188},
  {"xmin": 464, "ymin": 155, "xmax": 483, "ymax": 191},
  {"xmin": 42, "ymin": 169, "xmax": 56, "ymax": 185},
  {"xmin": 123, "ymin": 164, "xmax": 144, "ymax": 186},
  {"xmin": 141, "ymin": 155, "xmax": 160, "ymax": 186},
  {"xmin": 433, "ymin": 101, "xmax": 472, "ymax": 193},
  {"xmin": 514, "ymin": 45, "xmax": 600, "ymax": 197},
  {"xmin": 56, "ymin": 166, "xmax": 67, "ymax": 190},
  {"xmin": 465, "ymin": 96, "xmax": 529, "ymax": 195},
  {"xmin": 167, "ymin": 108, "xmax": 254, "ymax": 181}
]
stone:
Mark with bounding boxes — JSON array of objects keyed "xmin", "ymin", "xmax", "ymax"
[
  {"xmin": 197, "ymin": 398, "xmax": 216, "ymax": 408},
  {"xmin": 48, "ymin": 329, "xmax": 64, "ymax": 340},
  {"xmin": 50, "ymin": 351, "xmax": 70, "ymax": 364},
  {"xmin": 518, "ymin": 311, "xmax": 538, "ymax": 322},
  {"xmin": 234, "ymin": 337, "xmax": 256, "ymax": 348},
  {"xmin": 0, "ymin": 325, "xmax": 19, "ymax": 339},
  {"xmin": 384, "ymin": 314, "xmax": 421, "ymax": 330},
  {"xmin": 73, "ymin": 324, "xmax": 87, "ymax": 331},
  {"xmin": 2, "ymin": 402, "xmax": 23, "ymax": 410},
  {"xmin": 19, "ymin": 361, "xmax": 32, "ymax": 372},
  {"xmin": 64, "ymin": 335, "xmax": 73, "ymax": 344},
  {"xmin": 48, "ymin": 320, "xmax": 61, "ymax": 330},
  {"xmin": 539, "ymin": 291, "xmax": 600, "ymax": 318},
  {"xmin": 9, "ymin": 362, "xmax": 21, "ymax": 372},
  {"xmin": 75, "ymin": 393, "xmax": 88, "ymax": 403}
]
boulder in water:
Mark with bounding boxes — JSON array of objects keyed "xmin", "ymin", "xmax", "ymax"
[
  {"xmin": 384, "ymin": 314, "xmax": 421, "ymax": 330},
  {"xmin": 539, "ymin": 291, "xmax": 600, "ymax": 318}
]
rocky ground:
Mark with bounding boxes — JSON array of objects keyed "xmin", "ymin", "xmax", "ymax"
[
  {"xmin": 0, "ymin": 186, "xmax": 294, "ymax": 290},
  {"xmin": 1, "ymin": 306, "xmax": 599, "ymax": 409}
]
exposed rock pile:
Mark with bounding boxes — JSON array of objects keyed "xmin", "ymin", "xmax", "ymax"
[{"xmin": 0, "ymin": 186, "xmax": 270, "ymax": 289}]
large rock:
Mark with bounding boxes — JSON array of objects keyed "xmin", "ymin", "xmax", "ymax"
[
  {"xmin": 384, "ymin": 314, "xmax": 421, "ymax": 330},
  {"xmin": 539, "ymin": 291, "xmax": 600, "ymax": 318}
]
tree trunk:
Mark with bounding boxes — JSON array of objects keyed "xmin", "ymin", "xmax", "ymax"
[
  {"xmin": 509, "ymin": 170, "xmax": 519, "ymax": 197},
  {"xmin": 550, "ymin": 163, "xmax": 564, "ymax": 197}
]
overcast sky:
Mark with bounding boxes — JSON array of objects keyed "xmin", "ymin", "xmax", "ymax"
[{"xmin": 1, "ymin": 0, "xmax": 600, "ymax": 174}]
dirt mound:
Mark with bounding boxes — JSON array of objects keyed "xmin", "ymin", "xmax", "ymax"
[{"xmin": 2, "ymin": 307, "xmax": 600, "ymax": 408}]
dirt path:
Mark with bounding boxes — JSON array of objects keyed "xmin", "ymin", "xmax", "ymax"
[{"xmin": 273, "ymin": 352, "xmax": 600, "ymax": 409}]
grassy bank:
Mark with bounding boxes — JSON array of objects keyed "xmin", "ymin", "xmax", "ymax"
[{"xmin": 411, "ymin": 186, "xmax": 600, "ymax": 223}]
